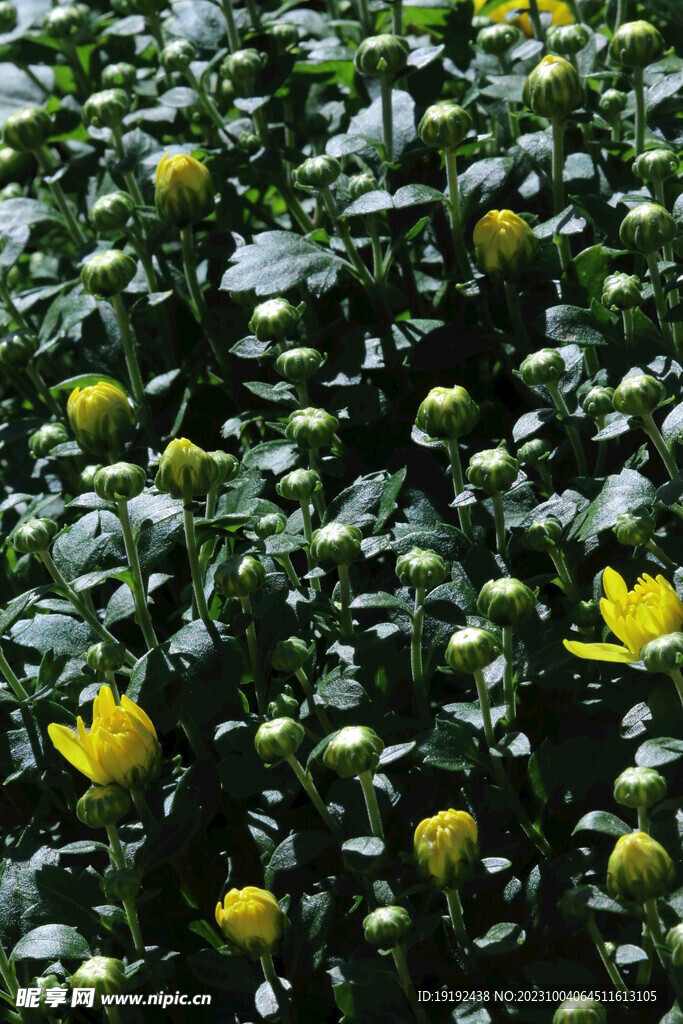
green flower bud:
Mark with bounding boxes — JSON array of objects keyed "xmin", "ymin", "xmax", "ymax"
[
  {"xmin": 612, "ymin": 373, "xmax": 665, "ymax": 417},
  {"xmin": 293, "ymin": 155, "xmax": 341, "ymax": 190},
  {"xmin": 572, "ymin": 599, "xmax": 601, "ymax": 627},
  {"xmin": 418, "ymin": 102, "xmax": 473, "ymax": 152},
  {"xmin": 249, "ymin": 297, "xmax": 305, "ymax": 342},
  {"xmin": 633, "ymin": 149, "xmax": 679, "ymax": 183},
  {"xmin": 215, "ymin": 553, "xmax": 266, "ymax": 598},
  {"xmin": 29, "ymin": 423, "xmax": 69, "ymax": 458},
  {"xmin": 355, "ymin": 34, "xmax": 409, "ymax": 80},
  {"xmin": 254, "ymin": 717, "xmax": 305, "ymax": 761},
  {"xmin": 607, "ymin": 831, "xmax": 675, "ymax": 902},
  {"xmin": 25, "ymin": 975, "xmax": 63, "ymax": 1017},
  {"xmin": 478, "ymin": 577, "xmax": 536, "ymax": 625},
  {"xmin": 0, "ymin": 330, "xmax": 36, "ymax": 370},
  {"xmin": 666, "ymin": 923, "xmax": 683, "ymax": 969},
  {"xmin": 90, "ymin": 191, "xmax": 134, "ymax": 233},
  {"xmin": 415, "ymin": 385, "xmax": 479, "ymax": 439},
  {"xmin": 609, "ymin": 20, "xmax": 664, "ymax": 68},
  {"xmin": 269, "ymin": 22, "xmax": 299, "ymax": 55},
  {"xmin": 396, "ymin": 547, "xmax": 448, "ymax": 591},
  {"xmin": 310, "ymin": 522, "xmax": 362, "ymax": 566},
  {"xmin": 619, "ymin": 203, "xmax": 677, "ymax": 254},
  {"xmin": 93, "ymin": 462, "xmax": 146, "ymax": 502},
  {"xmin": 348, "ymin": 172, "xmax": 378, "ymax": 200},
  {"xmin": 601, "ymin": 272, "xmax": 642, "ymax": 311},
  {"xmin": 81, "ymin": 250, "xmax": 137, "ymax": 298},
  {"xmin": 525, "ymin": 516, "xmax": 563, "ymax": 552},
  {"xmin": 466, "ymin": 446, "xmax": 519, "ymax": 494},
  {"xmin": 286, "ymin": 407, "xmax": 338, "ymax": 448},
  {"xmin": 221, "ymin": 48, "xmax": 265, "ymax": 93},
  {"xmin": 86, "ymin": 641, "xmax": 127, "ymax": 673},
  {"xmin": 268, "ymin": 684, "xmax": 299, "ymax": 719},
  {"xmin": 83, "ymin": 89, "xmax": 130, "ymax": 130},
  {"xmin": 599, "ymin": 88, "xmax": 628, "ymax": 116},
  {"xmin": 155, "ymin": 152, "xmax": 214, "ymax": 227},
  {"xmin": 254, "ymin": 512, "xmax": 286, "ymax": 539},
  {"xmin": 271, "ymin": 637, "xmax": 309, "ymax": 674},
  {"xmin": 102, "ymin": 62, "xmax": 136, "ymax": 89},
  {"xmin": 0, "ymin": 2, "xmax": 17, "ymax": 32},
  {"xmin": 472, "ymin": 15, "xmax": 493, "ymax": 29},
  {"xmin": 0, "ymin": 146, "xmax": 30, "ymax": 184},
  {"xmin": 414, "ymin": 808, "xmax": 479, "ymax": 889},
  {"xmin": 613, "ymin": 507, "xmax": 655, "ymax": 546},
  {"xmin": 155, "ymin": 437, "xmax": 219, "ymax": 499},
  {"xmin": 103, "ymin": 867, "xmax": 141, "ymax": 902},
  {"xmin": 275, "ymin": 347, "xmax": 324, "ymax": 383},
  {"xmin": 324, "ymin": 725, "xmax": 384, "ymax": 778},
  {"xmin": 641, "ymin": 632, "xmax": 683, "ymax": 674},
  {"xmin": 523, "ymin": 55, "xmax": 583, "ymax": 119},
  {"xmin": 518, "ymin": 437, "xmax": 551, "ymax": 467},
  {"xmin": 76, "ymin": 783, "xmax": 131, "ymax": 828},
  {"xmin": 276, "ymin": 468, "xmax": 321, "ymax": 502},
  {"xmin": 553, "ymin": 1000, "xmax": 606, "ymax": 1024},
  {"xmin": 557, "ymin": 885, "xmax": 595, "ymax": 926},
  {"xmin": 71, "ymin": 957, "xmax": 127, "ymax": 1003},
  {"xmin": 161, "ymin": 39, "xmax": 196, "ymax": 72},
  {"xmin": 614, "ymin": 766, "xmax": 667, "ymax": 809},
  {"xmin": 11, "ymin": 517, "xmax": 58, "ymax": 554},
  {"xmin": 472, "ymin": 209, "xmax": 538, "ymax": 280},
  {"xmin": 519, "ymin": 348, "xmax": 565, "ymax": 387},
  {"xmin": 79, "ymin": 464, "xmax": 102, "ymax": 490},
  {"xmin": 547, "ymin": 23, "xmax": 590, "ymax": 56},
  {"xmin": 67, "ymin": 382, "xmax": 136, "ymax": 456},
  {"xmin": 477, "ymin": 23, "xmax": 521, "ymax": 56},
  {"xmin": 445, "ymin": 627, "xmax": 500, "ymax": 673},
  {"xmin": 363, "ymin": 906, "xmax": 411, "ymax": 950},
  {"xmin": 207, "ymin": 450, "xmax": 239, "ymax": 487},
  {"xmin": 43, "ymin": 3, "xmax": 88, "ymax": 39},
  {"xmin": 581, "ymin": 386, "xmax": 615, "ymax": 420},
  {"xmin": 3, "ymin": 107, "xmax": 52, "ymax": 152}
]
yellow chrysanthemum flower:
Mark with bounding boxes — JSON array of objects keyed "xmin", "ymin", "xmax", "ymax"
[
  {"xmin": 414, "ymin": 808, "xmax": 479, "ymax": 888},
  {"xmin": 48, "ymin": 685, "xmax": 160, "ymax": 790},
  {"xmin": 473, "ymin": 0, "xmax": 573, "ymax": 37},
  {"xmin": 215, "ymin": 886, "xmax": 287, "ymax": 957},
  {"xmin": 563, "ymin": 567, "xmax": 683, "ymax": 664}
]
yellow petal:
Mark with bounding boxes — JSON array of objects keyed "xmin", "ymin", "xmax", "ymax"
[
  {"xmin": 602, "ymin": 566, "xmax": 628, "ymax": 608},
  {"xmin": 563, "ymin": 639, "xmax": 638, "ymax": 663},
  {"xmin": 121, "ymin": 694, "xmax": 156, "ymax": 737},
  {"xmin": 95, "ymin": 685, "xmax": 116, "ymax": 719},
  {"xmin": 599, "ymin": 600, "xmax": 634, "ymax": 649},
  {"xmin": 47, "ymin": 723, "xmax": 110, "ymax": 785}
]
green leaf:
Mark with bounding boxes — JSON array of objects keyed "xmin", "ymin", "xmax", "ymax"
[
  {"xmin": 50, "ymin": 373, "xmax": 129, "ymax": 398},
  {"xmin": 220, "ymin": 231, "xmax": 346, "ymax": 298},
  {"xmin": 242, "ymin": 440, "xmax": 300, "ymax": 475},
  {"xmin": 572, "ymin": 811, "xmax": 631, "ymax": 837},
  {"xmin": 11, "ymin": 924, "xmax": 90, "ymax": 962},
  {"xmin": 473, "ymin": 922, "xmax": 525, "ymax": 956},
  {"xmin": 264, "ymin": 832, "xmax": 334, "ymax": 889},
  {"xmin": 540, "ymin": 304, "xmax": 612, "ymax": 348},
  {"xmin": 459, "ymin": 157, "xmax": 513, "ymax": 224},
  {"xmin": 419, "ymin": 717, "xmax": 484, "ymax": 771},
  {"xmin": 569, "ymin": 469, "xmax": 656, "ymax": 541},
  {"xmin": 635, "ymin": 736, "xmax": 683, "ymax": 768}
]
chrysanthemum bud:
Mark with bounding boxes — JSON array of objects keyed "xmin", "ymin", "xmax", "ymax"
[
  {"xmin": 666, "ymin": 923, "xmax": 683, "ymax": 968},
  {"xmin": 633, "ymin": 149, "xmax": 679, "ymax": 183},
  {"xmin": 607, "ymin": 831, "xmax": 675, "ymax": 901},
  {"xmin": 286, "ymin": 407, "xmax": 338, "ymax": 448},
  {"xmin": 29, "ymin": 423, "xmax": 69, "ymax": 458},
  {"xmin": 3, "ymin": 107, "xmax": 52, "ymax": 152},
  {"xmin": 0, "ymin": 146, "xmax": 29, "ymax": 184},
  {"xmin": 292, "ymin": 155, "xmax": 340, "ymax": 190},
  {"xmin": 249, "ymin": 297, "xmax": 305, "ymax": 342},
  {"xmin": 613, "ymin": 507, "xmax": 655, "ymax": 546},
  {"xmin": 275, "ymin": 347, "xmax": 324, "ymax": 383},
  {"xmin": 355, "ymin": 34, "xmax": 409, "ymax": 80},
  {"xmin": 0, "ymin": 330, "xmax": 36, "ymax": 370},
  {"xmin": 478, "ymin": 577, "xmax": 536, "ymax": 625},
  {"xmin": 161, "ymin": 39, "xmax": 196, "ymax": 71},
  {"xmin": 93, "ymin": 462, "xmax": 146, "ymax": 502},
  {"xmin": 523, "ymin": 55, "xmax": 583, "ymax": 118},
  {"xmin": 269, "ymin": 22, "xmax": 299, "ymax": 54},
  {"xmin": 414, "ymin": 808, "xmax": 479, "ymax": 889},
  {"xmin": 619, "ymin": 203, "xmax": 677, "ymax": 254},
  {"xmin": 85, "ymin": 641, "xmax": 127, "ymax": 674},
  {"xmin": 467, "ymin": 446, "xmax": 519, "ymax": 494},
  {"xmin": 553, "ymin": 1000, "xmax": 606, "ymax": 1024},
  {"xmin": 601, "ymin": 271, "xmax": 643, "ymax": 311},
  {"xmin": 599, "ymin": 88, "xmax": 628, "ymax": 116},
  {"xmin": 90, "ymin": 191, "xmax": 134, "ymax": 233},
  {"xmin": 155, "ymin": 152, "xmax": 214, "ymax": 227},
  {"xmin": 445, "ymin": 627, "xmax": 500, "ymax": 673},
  {"xmin": 518, "ymin": 438, "xmax": 551, "ymax": 467},
  {"xmin": 268, "ymin": 685, "xmax": 299, "ymax": 719},
  {"xmin": 641, "ymin": 632, "xmax": 683, "ymax": 674},
  {"xmin": 43, "ymin": 3, "xmax": 88, "ymax": 39},
  {"xmin": 609, "ymin": 20, "xmax": 664, "ymax": 68},
  {"xmin": 310, "ymin": 522, "xmax": 362, "ymax": 566},
  {"xmin": 396, "ymin": 547, "xmax": 448, "ymax": 591},
  {"xmin": 0, "ymin": 1, "xmax": 17, "ymax": 32},
  {"xmin": 207, "ymin": 450, "xmax": 239, "ymax": 487},
  {"xmin": 215, "ymin": 553, "xmax": 266, "ymax": 598},
  {"xmin": 547, "ymin": 24, "xmax": 590, "ymax": 56},
  {"xmin": 102, "ymin": 62, "xmax": 136, "ymax": 89},
  {"xmin": 572, "ymin": 599, "xmax": 601, "ymax": 627},
  {"xmin": 271, "ymin": 637, "xmax": 309, "ymax": 674},
  {"xmin": 254, "ymin": 717, "xmax": 305, "ymax": 761},
  {"xmin": 80, "ymin": 464, "xmax": 103, "ymax": 490},
  {"xmin": 67, "ymin": 381, "xmax": 136, "ymax": 456},
  {"xmin": 614, "ymin": 766, "xmax": 667, "ymax": 809},
  {"xmin": 220, "ymin": 48, "xmax": 265, "ymax": 93},
  {"xmin": 71, "ymin": 957, "xmax": 127, "ymax": 1002},
  {"xmin": 418, "ymin": 102, "xmax": 472, "ymax": 151},
  {"xmin": 11, "ymin": 517, "xmax": 58, "ymax": 555},
  {"xmin": 363, "ymin": 906, "xmax": 411, "ymax": 950},
  {"xmin": 416, "ymin": 385, "xmax": 479, "ymax": 439},
  {"xmin": 76, "ymin": 783, "xmax": 131, "ymax": 828},
  {"xmin": 83, "ymin": 89, "xmax": 130, "ymax": 130},
  {"xmin": 81, "ymin": 250, "xmax": 137, "ymax": 298},
  {"xmin": 473, "ymin": 209, "xmax": 538, "ymax": 279},
  {"xmin": 215, "ymin": 887, "xmax": 288, "ymax": 958},
  {"xmin": 103, "ymin": 867, "xmax": 141, "ymax": 902},
  {"xmin": 477, "ymin": 23, "xmax": 521, "ymax": 56},
  {"xmin": 612, "ymin": 373, "xmax": 665, "ymax": 417},
  {"xmin": 525, "ymin": 516, "xmax": 563, "ymax": 552},
  {"xmin": 26, "ymin": 975, "xmax": 63, "ymax": 1015},
  {"xmin": 348, "ymin": 172, "xmax": 378, "ymax": 200},
  {"xmin": 276, "ymin": 468, "xmax": 321, "ymax": 502},
  {"xmin": 324, "ymin": 725, "xmax": 384, "ymax": 778},
  {"xmin": 155, "ymin": 437, "xmax": 219, "ymax": 499},
  {"xmin": 254, "ymin": 512, "xmax": 286, "ymax": 539},
  {"xmin": 520, "ymin": 348, "xmax": 565, "ymax": 386}
]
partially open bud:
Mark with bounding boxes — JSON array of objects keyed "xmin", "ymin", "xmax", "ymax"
[
  {"xmin": 641, "ymin": 632, "xmax": 683, "ymax": 674},
  {"xmin": 29, "ymin": 423, "xmax": 69, "ymax": 458},
  {"xmin": 71, "ymin": 957, "xmax": 127, "ymax": 1003},
  {"xmin": 601, "ymin": 271, "xmax": 643, "ymax": 311},
  {"xmin": 286, "ymin": 407, "xmax": 338, "ymax": 448},
  {"xmin": 445, "ymin": 627, "xmax": 500, "ymax": 673},
  {"xmin": 607, "ymin": 831, "xmax": 675, "ymax": 902},
  {"xmin": 523, "ymin": 55, "xmax": 583, "ymax": 118},
  {"xmin": 518, "ymin": 438, "xmax": 551, "ymax": 467},
  {"xmin": 275, "ymin": 347, "xmax": 324, "ymax": 383},
  {"xmin": 215, "ymin": 553, "xmax": 266, "ymax": 598},
  {"xmin": 354, "ymin": 34, "xmax": 409, "ymax": 80},
  {"xmin": 249, "ymin": 297, "xmax": 305, "ymax": 341},
  {"xmin": 310, "ymin": 522, "xmax": 362, "ymax": 566},
  {"xmin": 43, "ymin": 4, "xmax": 88, "ymax": 39},
  {"xmin": 478, "ymin": 577, "xmax": 536, "ymax": 625},
  {"xmin": 324, "ymin": 726, "xmax": 384, "ymax": 778},
  {"xmin": 215, "ymin": 887, "xmax": 288, "ymax": 958},
  {"xmin": 81, "ymin": 250, "xmax": 137, "ymax": 298},
  {"xmin": 396, "ymin": 547, "xmax": 448, "ymax": 591},
  {"xmin": 525, "ymin": 516, "xmax": 563, "ymax": 552},
  {"xmin": 208, "ymin": 450, "xmax": 239, "ymax": 486},
  {"xmin": 272, "ymin": 638, "xmax": 310, "ymax": 674},
  {"xmin": 11, "ymin": 517, "xmax": 58, "ymax": 554},
  {"xmin": 609, "ymin": 20, "xmax": 664, "ymax": 68},
  {"xmin": 161, "ymin": 39, "xmax": 196, "ymax": 72},
  {"xmin": 254, "ymin": 512, "xmax": 286, "ymax": 539},
  {"xmin": 94, "ymin": 462, "xmax": 146, "ymax": 502},
  {"xmin": 416, "ymin": 385, "xmax": 479, "ymax": 439},
  {"xmin": 599, "ymin": 88, "xmax": 628, "ymax": 116},
  {"xmin": 363, "ymin": 906, "xmax": 411, "ymax": 950},
  {"xmin": 86, "ymin": 641, "xmax": 127, "ymax": 674},
  {"xmin": 619, "ymin": 203, "xmax": 677, "ymax": 254},
  {"xmin": 83, "ymin": 89, "xmax": 130, "ymax": 130},
  {"xmin": 473, "ymin": 209, "xmax": 538, "ymax": 280},
  {"xmin": 276, "ymin": 468, "xmax": 321, "ymax": 502},
  {"xmin": 467, "ymin": 446, "xmax": 519, "ymax": 494},
  {"xmin": 520, "ymin": 348, "xmax": 565, "ymax": 387},
  {"xmin": 68, "ymin": 382, "xmax": 136, "ymax": 456},
  {"xmin": 155, "ymin": 437, "xmax": 218, "ymax": 499},
  {"xmin": 155, "ymin": 152, "xmax": 214, "ymax": 227},
  {"xmin": 633, "ymin": 149, "xmax": 679, "ymax": 183},
  {"xmin": 103, "ymin": 867, "xmax": 141, "ymax": 902},
  {"xmin": 76, "ymin": 783, "xmax": 131, "ymax": 828},
  {"xmin": 477, "ymin": 23, "xmax": 521, "ymax": 56},
  {"xmin": 666, "ymin": 923, "xmax": 683, "ymax": 968},
  {"xmin": 0, "ymin": 1, "xmax": 17, "ymax": 32},
  {"xmin": 418, "ymin": 102, "xmax": 472, "ymax": 151},
  {"xmin": 348, "ymin": 172, "xmax": 378, "ymax": 200},
  {"xmin": 102, "ymin": 62, "xmax": 136, "ymax": 89},
  {"xmin": 553, "ymin": 1000, "xmax": 606, "ymax": 1024},
  {"xmin": 547, "ymin": 24, "xmax": 589, "ymax": 56},
  {"xmin": 614, "ymin": 766, "xmax": 667, "ymax": 809},
  {"xmin": 0, "ymin": 330, "xmax": 36, "ymax": 370},
  {"xmin": 292, "ymin": 155, "xmax": 340, "ymax": 190},
  {"xmin": 612, "ymin": 373, "xmax": 665, "ymax": 417},
  {"xmin": 220, "ymin": 48, "xmax": 265, "ymax": 94},
  {"xmin": 3, "ymin": 107, "xmax": 52, "ymax": 152},
  {"xmin": 613, "ymin": 507, "xmax": 654, "ymax": 546},
  {"xmin": 255, "ymin": 717, "xmax": 305, "ymax": 762},
  {"xmin": 90, "ymin": 191, "xmax": 134, "ymax": 233},
  {"xmin": 414, "ymin": 808, "xmax": 479, "ymax": 889}
]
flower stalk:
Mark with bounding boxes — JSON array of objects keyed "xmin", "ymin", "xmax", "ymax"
[
  {"xmin": 285, "ymin": 754, "xmax": 342, "ymax": 837},
  {"xmin": 358, "ymin": 770, "xmax": 384, "ymax": 839}
]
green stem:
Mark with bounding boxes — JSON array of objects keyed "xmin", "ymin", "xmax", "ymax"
[
  {"xmin": 336, "ymin": 563, "xmax": 354, "ymax": 636},
  {"xmin": 502, "ymin": 625, "xmax": 515, "ymax": 727},
  {"xmin": 641, "ymin": 412, "xmax": 678, "ymax": 479},
  {"xmin": 622, "ymin": 306, "xmax": 635, "ymax": 347},
  {"xmin": 0, "ymin": 938, "xmax": 18, "ymax": 1000},
  {"xmin": 504, "ymin": 279, "xmax": 530, "ymax": 346},
  {"xmin": 321, "ymin": 188, "xmax": 375, "ymax": 291},
  {"xmin": 527, "ymin": 0, "xmax": 545, "ymax": 41},
  {"xmin": 380, "ymin": 79, "xmax": 393, "ymax": 163},
  {"xmin": 670, "ymin": 667, "xmax": 683, "ymax": 713},
  {"xmin": 491, "ymin": 491, "xmax": 507, "ymax": 556},
  {"xmin": 358, "ymin": 770, "xmax": 384, "ymax": 839},
  {"xmin": 445, "ymin": 438, "xmax": 473, "ymax": 540},
  {"xmin": 286, "ymin": 754, "xmax": 342, "ymax": 837},
  {"xmin": 105, "ymin": 1005, "xmax": 125, "ymax": 1024},
  {"xmin": 473, "ymin": 668, "xmax": 496, "ymax": 749},
  {"xmin": 645, "ymin": 253, "xmax": 676, "ymax": 354},
  {"xmin": 221, "ymin": 0, "xmax": 240, "ymax": 50},
  {"xmin": 645, "ymin": 539, "xmax": 676, "ymax": 571},
  {"xmin": 63, "ymin": 38, "xmax": 90, "ymax": 99},
  {"xmin": 444, "ymin": 888, "xmax": 468, "ymax": 948},
  {"xmin": 0, "ymin": 274, "xmax": 36, "ymax": 333},
  {"xmin": 391, "ymin": 945, "xmax": 429, "ymax": 1024},
  {"xmin": 300, "ymin": 500, "xmax": 321, "ymax": 592},
  {"xmin": 178, "ymin": 708, "xmax": 210, "ymax": 763},
  {"xmin": 183, "ymin": 502, "xmax": 211, "ymax": 626},
  {"xmin": 614, "ymin": 0, "xmax": 626, "ymax": 31},
  {"xmin": 0, "ymin": 643, "xmax": 29, "ymax": 700},
  {"xmin": 244, "ymin": 0, "xmax": 260, "ymax": 28},
  {"xmin": 131, "ymin": 786, "xmax": 156, "ymax": 830},
  {"xmin": 444, "ymin": 150, "xmax": 470, "ymax": 279},
  {"xmin": 109, "ymin": 125, "xmax": 145, "ymax": 208},
  {"xmin": 637, "ymin": 805, "xmax": 649, "ymax": 833},
  {"xmin": 240, "ymin": 594, "xmax": 266, "ymax": 718},
  {"xmin": 356, "ymin": 0, "xmax": 371, "ymax": 35},
  {"xmin": 296, "ymin": 381, "xmax": 310, "ymax": 409},
  {"xmin": 548, "ymin": 546, "xmax": 579, "ymax": 601},
  {"xmin": 105, "ymin": 670, "xmax": 121, "ymax": 704},
  {"xmin": 105, "ymin": 824, "xmax": 145, "ymax": 955},
  {"xmin": 186, "ymin": 70, "xmax": 230, "ymax": 142},
  {"xmin": 583, "ymin": 346, "xmax": 599, "ymax": 377},
  {"xmin": 36, "ymin": 147, "xmax": 87, "ymax": 245},
  {"xmin": 550, "ymin": 116, "xmax": 571, "ymax": 273},
  {"xmin": 117, "ymin": 499, "xmax": 159, "ymax": 650},
  {"xmin": 180, "ymin": 223, "xmax": 208, "ymax": 322},
  {"xmin": 633, "ymin": 66, "xmax": 646, "ymax": 157},
  {"xmin": 110, "ymin": 293, "xmax": 146, "ymax": 410},
  {"xmin": 276, "ymin": 554, "xmax": 301, "ymax": 590},
  {"xmin": 643, "ymin": 899, "xmax": 666, "ymax": 967},
  {"xmin": 653, "ymin": 180, "xmax": 674, "ymax": 261},
  {"xmin": 547, "ymin": 381, "xmax": 588, "ymax": 476},
  {"xmin": 294, "ymin": 668, "xmax": 334, "ymax": 733},
  {"xmin": 368, "ymin": 215, "xmax": 385, "ymax": 285},
  {"xmin": 586, "ymin": 918, "xmax": 629, "ymax": 992},
  {"xmin": 411, "ymin": 587, "xmax": 429, "ymax": 723},
  {"xmin": 391, "ymin": 0, "xmax": 402, "ymax": 34},
  {"xmin": 25, "ymin": 364, "xmax": 63, "ymax": 420}
]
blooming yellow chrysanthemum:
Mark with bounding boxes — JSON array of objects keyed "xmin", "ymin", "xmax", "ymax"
[
  {"xmin": 48, "ymin": 685, "xmax": 160, "ymax": 790},
  {"xmin": 563, "ymin": 567, "xmax": 683, "ymax": 664},
  {"xmin": 473, "ymin": 0, "xmax": 573, "ymax": 37}
]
